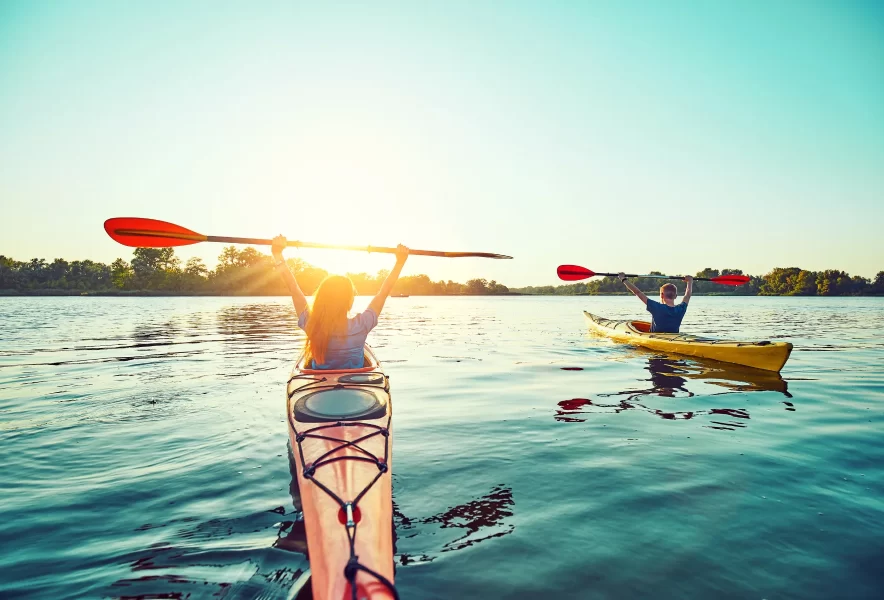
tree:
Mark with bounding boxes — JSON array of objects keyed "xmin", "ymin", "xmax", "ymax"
[
  {"xmin": 586, "ymin": 276, "xmax": 620, "ymax": 294},
  {"xmin": 0, "ymin": 255, "xmax": 21, "ymax": 289},
  {"xmin": 131, "ymin": 248, "xmax": 180, "ymax": 289},
  {"xmin": 760, "ymin": 267, "xmax": 816, "ymax": 295},
  {"xmin": 816, "ymin": 270, "xmax": 849, "ymax": 296},
  {"xmin": 852, "ymin": 276, "xmax": 870, "ymax": 294},
  {"xmin": 21, "ymin": 258, "xmax": 49, "ymax": 288},
  {"xmin": 184, "ymin": 257, "xmax": 208, "ymax": 278},
  {"xmin": 464, "ymin": 278, "xmax": 487, "ymax": 294},
  {"xmin": 211, "ymin": 246, "xmax": 272, "ymax": 293},
  {"xmin": 67, "ymin": 260, "xmax": 110, "ymax": 290},
  {"xmin": 440, "ymin": 280, "xmax": 466, "ymax": 295},
  {"xmin": 347, "ymin": 272, "xmax": 381, "ymax": 295},
  {"xmin": 394, "ymin": 274, "xmax": 433, "ymax": 295},
  {"xmin": 487, "ymin": 280, "xmax": 509, "ymax": 294},
  {"xmin": 47, "ymin": 258, "xmax": 70, "ymax": 285},
  {"xmin": 791, "ymin": 270, "xmax": 817, "ymax": 295},
  {"xmin": 181, "ymin": 257, "xmax": 208, "ymax": 291},
  {"xmin": 217, "ymin": 246, "xmax": 267, "ymax": 270},
  {"xmin": 111, "ymin": 258, "xmax": 133, "ymax": 290}
]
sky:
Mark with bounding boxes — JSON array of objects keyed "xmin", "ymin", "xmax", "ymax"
[{"xmin": 1, "ymin": 0, "xmax": 882, "ymax": 286}]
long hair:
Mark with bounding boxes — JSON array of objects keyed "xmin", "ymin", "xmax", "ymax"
[{"xmin": 305, "ymin": 275, "xmax": 356, "ymax": 366}]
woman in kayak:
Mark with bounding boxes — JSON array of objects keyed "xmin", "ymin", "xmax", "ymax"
[
  {"xmin": 618, "ymin": 272, "xmax": 693, "ymax": 333},
  {"xmin": 271, "ymin": 235, "xmax": 409, "ymax": 369}
]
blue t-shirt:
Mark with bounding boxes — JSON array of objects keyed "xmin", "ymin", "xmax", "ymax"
[
  {"xmin": 298, "ymin": 308, "xmax": 378, "ymax": 369},
  {"xmin": 646, "ymin": 299, "xmax": 688, "ymax": 333}
]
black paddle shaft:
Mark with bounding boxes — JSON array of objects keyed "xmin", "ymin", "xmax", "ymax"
[
  {"xmin": 597, "ymin": 272, "xmax": 700, "ymax": 281},
  {"xmin": 205, "ymin": 236, "xmax": 512, "ymax": 259}
]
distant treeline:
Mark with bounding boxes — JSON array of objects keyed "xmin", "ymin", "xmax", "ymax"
[
  {"xmin": 511, "ymin": 267, "xmax": 884, "ymax": 296},
  {"xmin": 0, "ymin": 247, "xmax": 511, "ymax": 296},
  {"xmin": 1, "ymin": 251, "xmax": 881, "ymax": 297}
]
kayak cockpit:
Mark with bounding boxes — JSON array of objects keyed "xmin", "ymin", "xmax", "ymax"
[
  {"xmin": 631, "ymin": 321, "xmax": 652, "ymax": 333},
  {"xmin": 296, "ymin": 346, "xmax": 380, "ymax": 374},
  {"xmin": 290, "ymin": 346, "xmax": 388, "ymax": 423}
]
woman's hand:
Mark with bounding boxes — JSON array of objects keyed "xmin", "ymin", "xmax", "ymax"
[
  {"xmin": 395, "ymin": 244, "xmax": 409, "ymax": 265},
  {"xmin": 271, "ymin": 235, "xmax": 287, "ymax": 260}
]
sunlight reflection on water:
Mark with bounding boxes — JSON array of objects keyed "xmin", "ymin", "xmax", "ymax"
[{"xmin": 0, "ymin": 296, "xmax": 882, "ymax": 599}]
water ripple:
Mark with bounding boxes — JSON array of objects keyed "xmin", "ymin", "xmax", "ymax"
[{"xmin": 0, "ymin": 296, "xmax": 882, "ymax": 600}]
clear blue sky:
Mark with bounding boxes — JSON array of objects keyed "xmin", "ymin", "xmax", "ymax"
[{"xmin": 1, "ymin": 1, "xmax": 882, "ymax": 285}]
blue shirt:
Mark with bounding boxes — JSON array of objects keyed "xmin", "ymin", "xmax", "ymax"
[
  {"xmin": 646, "ymin": 299, "xmax": 688, "ymax": 333},
  {"xmin": 298, "ymin": 308, "xmax": 378, "ymax": 369}
]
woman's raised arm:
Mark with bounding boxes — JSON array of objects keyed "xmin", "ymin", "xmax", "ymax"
[{"xmin": 272, "ymin": 235, "xmax": 308, "ymax": 316}]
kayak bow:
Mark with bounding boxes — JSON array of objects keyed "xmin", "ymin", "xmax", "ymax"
[
  {"xmin": 286, "ymin": 346, "xmax": 397, "ymax": 599},
  {"xmin": 584, "ymin": 311, "xmax": 793, "ymax": 372}
]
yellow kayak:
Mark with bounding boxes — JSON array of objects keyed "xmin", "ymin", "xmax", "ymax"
[{"xmin": 584, "ymin": 311, "xmax": 793, "ymax": 372}]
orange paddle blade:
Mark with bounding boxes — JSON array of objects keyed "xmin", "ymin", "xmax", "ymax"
[
  {"xmin": 104, "ymin": 217, "xmax": 207, "ymax": 247},
  {"xmin": 557, "ymin": 265, "xmax": 594, "ymax": 281},
  {"xmin": 709, "ymin": 274, "xmax": 751, "ymax": 286}
]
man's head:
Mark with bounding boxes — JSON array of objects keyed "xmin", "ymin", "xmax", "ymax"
[{"xmin": 660, "ymin": 283, "xmax": 677, "ymax": 302}]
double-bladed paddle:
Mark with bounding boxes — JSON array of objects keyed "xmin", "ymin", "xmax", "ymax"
[
  {"xmin": 104, "ymin": 217, "xmax": 513, "ymax": 259},
  {"xmin": 557, "ymin": 264, "xmax": 750, "ymax": 286}
]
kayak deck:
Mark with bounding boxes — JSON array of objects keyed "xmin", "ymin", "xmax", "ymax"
[
  {"xmin": 286, "ymin": 347, "xmax": 397, "ymax": 600},
  {"xmin": 584, "ymin": 311, "xmax": 793, "ymax": 372}
]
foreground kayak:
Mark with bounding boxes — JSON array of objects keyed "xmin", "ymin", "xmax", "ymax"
[
  {"xmin": 584, "ymin": 311, "xmax": 793, "ymax": 372},
  {"xmin": 286, "ymin": 346, "xmax": 397, "ymax": 600}
]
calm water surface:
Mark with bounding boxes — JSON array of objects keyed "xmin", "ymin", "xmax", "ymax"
[{"xmin": 1, "ymin": 296, "xmax": 882, "ymax": 599}]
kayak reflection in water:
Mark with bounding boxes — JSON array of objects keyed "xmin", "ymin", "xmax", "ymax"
[
  {"xmin": 271, "ymin": 235, "xmax": 409, "ymax": 369},
  {"xmin": 555, "ymin": 356, "xmax": 792, "ymax": 426},
  {"xmin": 618, "ymin": 271, "xmax": 693, "ymax": 333}
]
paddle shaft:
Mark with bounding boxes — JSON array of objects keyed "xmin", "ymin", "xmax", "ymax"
[
  {"xmin": 114, "ymin": 228, "xmax": 508, "ymax": 259},
  {"xmin": 597, "ymin": 272, "xmax": 713, "ymax": 282},
  {"xmin": 218, "ymin": 236, "xmax": 499, "ymax": 258}
]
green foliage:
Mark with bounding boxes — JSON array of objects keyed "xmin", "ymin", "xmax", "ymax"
[
  {"xmin": 460, "ymin": 278, "xmax": 509, "ymax": 294},
  {"xmin": 513, "ymin": 266, "xmax": 878, "ymax": 297},
  {"xmin": 0, "ymin": 255, "xmax": 19, "ymax": 288},
  {"xmin": 760, "ymin": 267, "xmax": 815, "ymax": 295},
  {"xmin": 0, "ymin": 255, "xmax": 111, "ymax": 291},
  {"xmin": 111, "ymin": 258, "xmax": 133, "ymax": 290},
  {"xmin": 130, "ymin": 248, "xmax": 181, "ymax": 290},
  {"xmin": 757, "ymin": 267, "xmax": 871, "ymax": 296},
  {"xmin": 1, "ymin": 249, "xmax": 879, "ymax": 297},
  {"xmin": 816, "ymin": 270, "xmax": 869, "ymax": 296},
  {"xmin": 0, "ymin": 247, "xmax": 510, "ymax": 295},
  {"xmin": 181, "ymin": 258, "xmax": 208, "ymax": 292}
]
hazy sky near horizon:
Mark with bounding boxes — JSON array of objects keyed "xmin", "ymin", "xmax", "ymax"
[{"xmin": 2, "ymin": 1, "xmax": 883, "ymax": 286}]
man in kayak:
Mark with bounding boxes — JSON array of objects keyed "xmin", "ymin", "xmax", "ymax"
[{"xmin": 618, "ymin": 272, "xmax": 693, "ymax": 333}]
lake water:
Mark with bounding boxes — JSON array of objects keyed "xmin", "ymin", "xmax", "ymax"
[{"xmin": 1, "ymin": 296, "xmax": 882, "ymax": 599}]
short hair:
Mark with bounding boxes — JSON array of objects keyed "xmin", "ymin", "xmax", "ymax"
[{"xmin": 660, "ymin": 283, "xmax": 677, "ymax": 300}]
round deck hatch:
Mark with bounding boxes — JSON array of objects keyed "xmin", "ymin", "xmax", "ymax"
[{"xmin": 294, "ymin": 387, "xmax": 388, "ymax": 423}]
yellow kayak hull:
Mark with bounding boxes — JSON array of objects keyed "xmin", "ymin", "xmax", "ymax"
[{"xmin": 584, "ymin": 311, "xmax": 793, "ymax": 372}]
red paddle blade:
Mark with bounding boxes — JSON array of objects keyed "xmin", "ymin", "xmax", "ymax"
[
  {"xmin": 557, "ymin": 265, "xmax": 595, "ymax": 281},
  {"xmin": 104, "ymin": 217, "xmax": 207, "ymax": 247},
  {"xmin": 710, "ymin": 274, "xmax": 751, "ymax": 286}
]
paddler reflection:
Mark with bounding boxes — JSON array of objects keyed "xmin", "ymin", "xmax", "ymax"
[
  {"xmin": 277, "ymin": 442, "xmax": 516, "ymax": 597},
  {"xmin": 273, "ymin": 445, "xmax": 310, "ymax": 556},
  {"xmin": 555, "ymin": 355, "xmax": 792, "ymax": 425}
]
